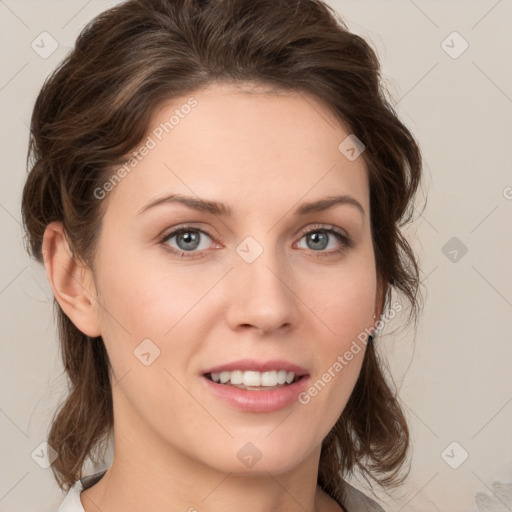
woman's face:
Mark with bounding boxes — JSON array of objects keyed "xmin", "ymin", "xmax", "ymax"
[{"xmin": 89, "ymin": 81, "xmax": 380, "ymax": 476}]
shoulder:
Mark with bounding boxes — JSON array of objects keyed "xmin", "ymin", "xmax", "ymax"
[{"xmin": 56, "ymin": 470, "xmax": 106, "ymax": 512}]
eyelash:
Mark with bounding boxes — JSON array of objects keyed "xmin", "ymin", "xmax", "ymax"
[{"xmin": 158, "ymin": 224, "xmax": 353, "ymax": 260}]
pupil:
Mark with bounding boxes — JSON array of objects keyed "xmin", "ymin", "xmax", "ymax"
[
  {"xmin": 308, "ymin": 231, "xmax": 327, "ymax": 250},
  {"xmin": 178, "ymin": 231, "xmax": 199, "ymax": 250}
]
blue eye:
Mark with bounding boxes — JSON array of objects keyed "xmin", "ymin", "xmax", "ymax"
[
  {"xmin": 159, "ymin": 224, "xmax": 353, "ymax": 259},
  {"xmin": 161, "ymin": 227, "xmax": 214, "ymax": 257},
  {"xmin": 161, "ymin": 226, "xmax": 216, "ymax": 258},
  {"xmin": 296, "ymin": 225, "xmax": 353, "ymax": 254}
]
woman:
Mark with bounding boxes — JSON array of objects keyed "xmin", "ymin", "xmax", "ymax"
[{"xmin": 21, "ymin": 0, "xmax": 423, "ymax": 511}]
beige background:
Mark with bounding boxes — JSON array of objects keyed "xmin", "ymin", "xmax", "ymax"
[{"xmin": 1, "ymin": 1, "xmax": 511, "ymax": 511}]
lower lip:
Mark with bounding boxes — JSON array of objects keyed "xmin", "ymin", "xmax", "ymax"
[{"xmin": 201, "ymin": 375, "xmax": 310, "ymax": 413}]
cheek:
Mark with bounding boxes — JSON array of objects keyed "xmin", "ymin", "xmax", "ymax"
[
  {"xmin": 297, "ymin": 255, "xmax": 376, "ymax": 419},
  {"xmin": 91, "ymin": 252, "xmax": 209, "ymax": 417},
  {"xmin": 92, "ymin": 247, "xmax": 227, "ymax": 393},
  {"xmin": 301, "ymin": 254, "xmax": 377, "ymax": 341},
  {"xmin": 94, "ymin": 247, "xmax": 214, "ymax": 338}
]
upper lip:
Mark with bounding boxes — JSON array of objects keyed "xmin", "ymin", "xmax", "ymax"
[{"xmin": 202, "ymin": 359, "xmax": 309, "ymax": 377}]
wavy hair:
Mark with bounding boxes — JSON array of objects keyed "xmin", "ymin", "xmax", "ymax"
[{"xmin": 21, "ymin": 0, "xmax": 424, "ymax": 503}]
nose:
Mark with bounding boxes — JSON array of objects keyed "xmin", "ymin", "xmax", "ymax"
[{"xmin": 225, "ymin": 244, "xmax": 300, "ymax": 336}]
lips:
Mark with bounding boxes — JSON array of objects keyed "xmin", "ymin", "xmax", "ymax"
[{"xmin": 200, "ymin": 359, "xmax": 310, "ymax": 412}]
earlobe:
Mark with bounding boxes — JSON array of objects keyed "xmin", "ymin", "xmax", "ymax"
[{"xmin": 42, "ymin": 222, "xmax": 101, "ymax": 338}]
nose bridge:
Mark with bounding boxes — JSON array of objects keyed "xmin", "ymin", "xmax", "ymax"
[{"xmin": 226, "ymin": 233, "xmax": 298, "ymax": 334}]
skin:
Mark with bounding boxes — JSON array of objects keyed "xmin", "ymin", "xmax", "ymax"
[{"xmin": 43, "ymin": 81, "xmax": 383, "ymax": 512}]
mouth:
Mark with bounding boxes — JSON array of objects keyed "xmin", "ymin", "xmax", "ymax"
[
  {"xmin": 200, "ymin": 361, "xmax": 310, "ymax": 412},
  {"xmin": 203, "ymin": 369, "xmax": 306, "ymax": 390}
]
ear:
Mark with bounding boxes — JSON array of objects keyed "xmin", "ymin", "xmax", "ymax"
[{"xmin": 42, "ymin": 221, "xmax": 101, "ymax": 338}]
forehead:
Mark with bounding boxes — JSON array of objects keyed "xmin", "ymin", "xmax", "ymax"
[{"xmin": 106, "ymin": 82, "xmax": 369, "ymax": 217}]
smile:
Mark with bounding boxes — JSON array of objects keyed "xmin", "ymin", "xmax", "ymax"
[
  {"xmin": 201, "ymin": 360, "xmax": 310, "ymax": 412},
  {"xmin": 206, "ymin": 369, "xmax": 300, "ymax": 389}
]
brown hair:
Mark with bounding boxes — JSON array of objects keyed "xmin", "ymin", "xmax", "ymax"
[{"xmin": 21, "ymin": 0, "xmax": 424, "ymax": 503}]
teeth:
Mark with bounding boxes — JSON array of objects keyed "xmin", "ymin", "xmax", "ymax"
[
  {"xmin": 209, "ymin": 370, "xmax": 297, "ymax": 387},
  {"xmin": 243, "ymin": 371, "xmax": 261, "ymax": 386},
  {"xmin": 230, "ymin": 370, "xmax": 243, "ymax": 385},
  {"xmin": 261, "ymin": 370, "xmax": 277, "ymax": 386}
]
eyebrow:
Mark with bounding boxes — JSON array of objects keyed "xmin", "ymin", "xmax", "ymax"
[{"xmin": 137, "ymin": 193, "xmax": 365, "ymax": 218}]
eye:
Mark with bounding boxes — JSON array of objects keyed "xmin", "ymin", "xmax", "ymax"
[
  {"xmin": 160, "ymin": 226, "xmax": 217, "ymax": 259},
  {"xmin": 159, "ymin": 223, "xmax": 353, "ymax": 260},
  {"xmin": 296, "ymin": 225, "xmax": 353, "ymax": 255}
]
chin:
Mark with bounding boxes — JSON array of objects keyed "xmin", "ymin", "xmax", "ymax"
[{"xmin": 195, "ymin": 436, "xmax": 314, "ymax": 476}]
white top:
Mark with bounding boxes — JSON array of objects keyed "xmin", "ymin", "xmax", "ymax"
[
  {"xmin": 56, "ymin": 478, "xmax": 86, "ymax": 512},
  {"xmin": 56, "ymin": 470, "xmax": 385, "ymax": 512}
]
